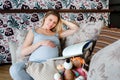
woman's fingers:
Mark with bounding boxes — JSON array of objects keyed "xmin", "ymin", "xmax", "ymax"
[{"xmin": 42, "ymin": 40, "xmax": 56, "ymax": 47}]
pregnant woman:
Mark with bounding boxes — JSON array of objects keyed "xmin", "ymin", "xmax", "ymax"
[{"xmin": 9, "ymin": 11, "xmax": 79, "ymax": 80}]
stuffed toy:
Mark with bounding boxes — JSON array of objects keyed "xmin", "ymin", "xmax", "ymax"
[
  {"xmin": 71, "ymin": 57, "xmax": 85, "ymax": 68},
  {"xmin": 54, "ymin": 58, "xmax": 74, "ymax": 80},
  {"xmin": 54, "ymin": 57, "xmax": 87, "ymax": 80},
  {"xmin": 63, "ymin": 58, "xmax": 75, "ymax": 80},
  {"xmin": 71, "ymin": 57, "xmax": 87, "ymax": 80}
]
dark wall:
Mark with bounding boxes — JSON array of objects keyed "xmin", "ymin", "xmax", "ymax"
[
  {"xmin": 110, "ymin": 0, "xmax": 120, "ymax": 4},
  {"xmin": 109, "ymin": 0, "xmax": 120, "ymax": 28}
]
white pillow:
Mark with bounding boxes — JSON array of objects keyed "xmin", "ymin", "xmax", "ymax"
[
  {"xmin": 65, "ymin": 20, "xmax": 104, "ymax": 46},
  {"xmin": 62, "ymin": 40, "xmax": 93, "ymax": 58}
]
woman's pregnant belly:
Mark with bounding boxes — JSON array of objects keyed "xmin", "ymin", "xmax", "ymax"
[{"xmin": 29, "ymin": 46, "xmax": 59, "ymax": 62}]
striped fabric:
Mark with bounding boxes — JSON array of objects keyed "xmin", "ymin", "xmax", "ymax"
[{"xmin": 93, "ymin": 27, "xmax": 120, "ymax": 53}]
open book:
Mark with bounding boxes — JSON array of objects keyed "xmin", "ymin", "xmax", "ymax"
[{"xmin": 48, "ymin": 40, "xmax": 93, "ymax": 60}]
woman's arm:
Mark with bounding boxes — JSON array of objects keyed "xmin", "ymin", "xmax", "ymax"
[
  {"xmin": 59, "ymin": 19, "xmax": 79, "ymax": 38},
  {"xmin": 20, "ymin": 29, "xmax": 41, "ymax": 57}
]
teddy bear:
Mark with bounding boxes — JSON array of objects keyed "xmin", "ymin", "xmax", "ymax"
[
  {"xmin": 71, "ymin": 57, "xmax": 87, "ymax": 80},
  {"xmin": 54, "ymin": 57, "xmax": 87, "ymax": 80}
]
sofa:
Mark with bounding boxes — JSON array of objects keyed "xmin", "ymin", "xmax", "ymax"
[
  {"xmin": 8, "ymin": 20, "xmax": 105, "ymax": 80},
  {"xmin": 87, "ymin": 27, "xmax": 120, "ymax": 80}
]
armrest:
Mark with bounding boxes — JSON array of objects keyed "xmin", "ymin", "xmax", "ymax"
[{"xmin": 8, "ymin": 41, "xmax": 17, "ymax": 64}]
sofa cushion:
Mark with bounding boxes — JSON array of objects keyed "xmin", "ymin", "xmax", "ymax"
[
  {"xmin": 87, "ymin": 40, "xmax": 120, "ymax": 80},
  {"xmin": 93, "ymin": 27, "xmax": 120, "ymax": 53},
  {"xmin": 65, "ymin": 20, "xmax": 104, "ymax": 47}
]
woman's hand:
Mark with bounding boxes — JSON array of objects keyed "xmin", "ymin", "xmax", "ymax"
[{"xmin": 41, "ymin": 40, "xmax": 56, "ymax": 48}]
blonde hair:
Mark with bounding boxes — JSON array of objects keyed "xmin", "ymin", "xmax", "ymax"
[{"xmin": 41, "ymin": 11, "xmax": 63, "ymax": 33}]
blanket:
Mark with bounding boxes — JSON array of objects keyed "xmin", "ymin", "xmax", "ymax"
[{"xmin": 26, "ymin": 59, "xmax": 65, "ymax": 80}]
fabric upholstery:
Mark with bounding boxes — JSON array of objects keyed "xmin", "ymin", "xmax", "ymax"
[
  {"xmin": 8, "ymin": 41, "xmax": 17, "ymax": 64},
  {"xmin": 87, "ymin": 40, "xmax": 120, "ymax": 80},
  {"xmin": 93, "ymin": 27, "xmax": 120, "ymax": 53},
  {"xmin": 26, "ymin": 60, "xmax": 65, "ymax": 80},
  {"xmin": 87, "ymin": 27, "xmax": 120, "ymax": 80},
  {"xmin": 65, "ymin": 20, "xmax": 104, "ymax": 47}
]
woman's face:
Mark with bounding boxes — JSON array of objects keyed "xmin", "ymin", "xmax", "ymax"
[{"xmin": 43, "ymin": 14, "xmax": 58, "ymax": 30}]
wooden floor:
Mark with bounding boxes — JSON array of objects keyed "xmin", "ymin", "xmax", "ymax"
[{"xmin": 0, "ymin": 64, "xmax": 12, "ymax": 80}]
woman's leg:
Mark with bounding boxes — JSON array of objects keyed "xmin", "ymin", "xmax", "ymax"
[{"xmin": 9, "ymin": 61, "xmax": 33, "ymax": 80}]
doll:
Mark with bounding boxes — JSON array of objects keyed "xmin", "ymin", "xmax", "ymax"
[
  {"xmin": 54, "ymin": 58, "xmax": 75, "ymax": 80},
  {"xmin": 71, "ymin": 57, "xmax": 87, "ymax": 80},
  {"xmin": 63, "ymin": 58, "xmax": 75, "ymax": 80},
  {"xmin": 70, "ymin": 57, "xmax": 85, "ymax": 68},
  {"xmin": 54, "ymin": 57, "xmax": 87, "ymax": 80}
]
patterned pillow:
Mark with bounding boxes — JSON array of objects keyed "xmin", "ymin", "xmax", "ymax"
[
  {"xmin": 87, "ymin": 40, "xmax": 120, "ymax": 80},
  {"xmin": 65, "ymin": 20, "xmax": 104, "ymax": 47}
]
